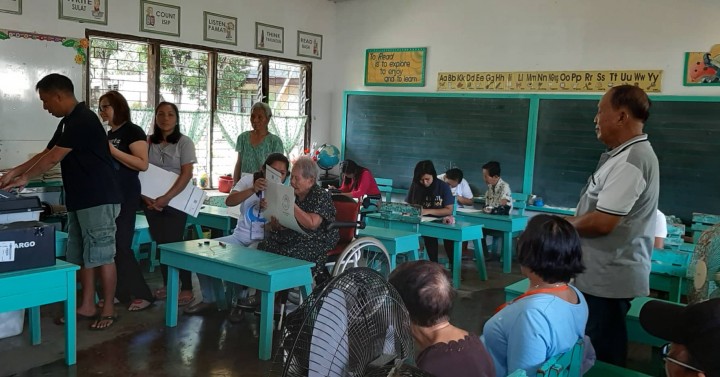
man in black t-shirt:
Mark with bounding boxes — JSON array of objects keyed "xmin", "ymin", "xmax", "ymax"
[{"xmin": 0, "ymin": 73, "xmax": 121, "ymax": 330}]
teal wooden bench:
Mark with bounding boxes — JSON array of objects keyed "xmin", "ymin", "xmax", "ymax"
[
  {"xmin": 691, "ymin": 212, "xmax": 720, "ymax": 243},
  {"xmin": 585, "ymin": 361, "xmax": 652, "ymax": 377},
  {"xmin": 55, "ymin": 230, "xmax": 68, "ymax": 257},
  {"xmin": 132, "ymin": 214, "xmax": 158, "ymax": 272},
  {"xmin": 650, "ymin": 248, "xmax": 691, "ymax": 302},
  {"xmin": 505, "ymin": 338, "xmax": 583, "ymax": 376},
  {"xmin": 357, "ymin": 226, "xmax": 421, "ymax": 270},
  {"xmin": 375, "ymin": 177, "xmax": 393, "ymax": 202}
]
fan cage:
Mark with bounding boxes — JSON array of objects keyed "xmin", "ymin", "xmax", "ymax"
[{"xmin": 269, "ymin": 268, "xmax": 413, "ymax": 377}]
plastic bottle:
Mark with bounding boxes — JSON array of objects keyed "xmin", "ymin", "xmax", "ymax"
[{"xmin": 199, "ymin": 172, "xmax": 209, "ymax": 189}]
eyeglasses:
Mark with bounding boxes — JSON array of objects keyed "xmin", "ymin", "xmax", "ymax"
[
  {"xmin": 98, "ymin": 104, "xmax": 111, "ymax": 112},
  {"xmin": 662, "ymin": 343, "xmax": 704, "ymax": 373}
]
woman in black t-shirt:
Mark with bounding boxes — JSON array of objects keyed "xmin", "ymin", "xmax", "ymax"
[
  {"xmin": 406, "ymin": 160, "xmax": 455, "ymax": 263},
  {"xmin": 99, "ymin": 91, "xmax": 154, "ymax": 312}
]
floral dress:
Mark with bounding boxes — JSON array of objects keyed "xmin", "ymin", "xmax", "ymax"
[
  {"xmin": 259, "ymin": 185, "xmax": 339, "ymax": 277},
  {"xmin": 235, "ymin": 131, "xmax": 284, "ymax": 174}
]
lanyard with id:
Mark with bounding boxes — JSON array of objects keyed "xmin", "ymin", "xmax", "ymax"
[{"xmin": 247, "ymin": 201, "xmax": 266, "ymax": 240}]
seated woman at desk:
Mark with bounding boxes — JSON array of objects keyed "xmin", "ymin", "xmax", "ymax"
[
  {"xmin": 482, "ymin": 215, "xmax": 588, "ymax": 376},
  {"xmin": 259, "ymin": 156, "xmax": 339, "ymax": 284},
  {"xmin": 330, "ymin": 159, "xmax": 380, "ymax": 199},
  {"xmin": 144, "ymin": 102, "xmax": 196, "ymax": 307},
  {"xmin": 389, "ymin": 260, "xmax": 495, "ymax": 377},
  {"xmin": 406, "ymin": 160, "xmax": 455, "ymax": 263},
  {"xmin": 185, "ymin": 153, "xmax": 290, "ymax": 322}
]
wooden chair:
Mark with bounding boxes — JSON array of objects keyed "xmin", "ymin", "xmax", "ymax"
[
  {"xmin": 511, "ymin": 193, "xmax": 529, "ymax": 216},
  {"xmin": 375, "ymin": 177, "xmax": 394, "ymax": 203},
  {"xmin": 535, "ymin": 337, "xmax": 584, "ymax": 377},
  {"xmin": 131, "ymin": 214, "xmax": 158, "ymax": 272}
]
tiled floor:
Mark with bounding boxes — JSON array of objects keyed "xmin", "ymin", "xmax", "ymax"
[{"xmin": 1, "ymin": 257, "xmax": 656, "ymax": 377}]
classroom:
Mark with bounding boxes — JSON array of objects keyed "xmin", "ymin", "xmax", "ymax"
[{"xmin": 0, "ymin": 0, "xmax": 719, "ymax": 376}]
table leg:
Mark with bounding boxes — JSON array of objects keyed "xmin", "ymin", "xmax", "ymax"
[
  {"xmin": 165, "ymin": 266, "xmax": 180, "ymax": 327},
  {"xmin": 258, "ymin": 290, "xmax": 275, "ymax": 360},
  {"xmin": 473, "ymin": 239, "xmax": 488, "ymax": 281},
  {"xmin": 502, "ymin": 232, "xmax": 512, "ymax": 273},
  {"xmin": 300, "ymin": 284, "xmax": 312, "ymax": 299},
  {"xmin": 452, "ymin": 241, "xmax": 462, "ymax": 288},
  {"xmin": 669, "ymin": 277, "xmax": 681, "ymax": 303},
  {"xmin": 29, "ymin": 306, "xmax": 41, "ymax": 345},
  {"xmin": 212, "ymin": 278, "xmax": 228, "ymax": 310},
  {"xmin": 65, "ymin": 270, "xmax": 77, "ymax": 365},
  {"xmin": 390, "ymin": 254, "xmax": 397, "ymax": 270}
]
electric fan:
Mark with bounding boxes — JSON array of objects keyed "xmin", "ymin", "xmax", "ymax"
[
  {"xmin": 687, "ymin": 223, "xmax": 720, "ymax": 304},
  {"xmin": 268, "ymin": 268, "xmax": 414, "ymax": 377},
  {"xmin": 362, "ymin": 361, "xmax": 436, "ymax": 377}
]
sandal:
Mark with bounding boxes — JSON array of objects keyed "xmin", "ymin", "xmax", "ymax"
[
  {"xmin": 128, "ymin": 299, "xmax": 153, "ymax": 312},
  {"xmin": 89, "ymin": 315, "xmax": 118, "ymax": 331},
  {"xmin": 236, "ymin": 295, "xmax": 260, "ymax": 310},
  {"xmin": 178, "ymin": 291, "xmax": 194, "ymax": 307}
]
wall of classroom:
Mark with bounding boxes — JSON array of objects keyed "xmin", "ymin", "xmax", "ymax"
[
  {"xmin": 0, "ymin": 0, "xmax": 339, "ymax": 169},
  {"xmin": 330, "ymin": 0, "xmax": 720, "ymax": 147}
]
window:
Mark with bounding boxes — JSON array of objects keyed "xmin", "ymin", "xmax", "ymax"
[{"xmin": 86, "ymin": 33, "xmax": 311, "ymax": 187}]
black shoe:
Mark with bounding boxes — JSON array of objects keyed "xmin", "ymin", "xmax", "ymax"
[
  {"xmin": 236, "ymin": 295, "xmax": 260, "ymax": 311},
  {"xmin": 183, "ymin": 301, "xmax": 216, "ymax": 315},
  {"xmin": 228, "ymin": 306, "xmax": 245, "ymax": 323}
]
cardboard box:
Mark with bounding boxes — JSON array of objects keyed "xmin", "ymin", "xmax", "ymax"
[{"xmin": 0, "ymin": 222, "xmax": 55, "ymax": 273}]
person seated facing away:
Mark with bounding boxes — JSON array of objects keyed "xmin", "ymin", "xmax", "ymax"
[
  {"xmin": 260, "ymin": 156, "xmax": 340, "ymax": 284},
  {"xmin": 482, "ymin": 161, "xmax": 512, "ymax": 213},
  {"xmin": 406, "ymin": 160, "xmax": 455, "ymax": 263},
  {"xmin": 186, "ymin": 153, "xmax": 289, "ymax": 322},
  {"xmin": 331, "ymin": 159, "xmax": 380, "ymax": 199},
  {"xmin": 439, "ymin": 168, "xmax": 474, "ymax": 208},
  {"xmin": 655, "ymin": 209, "xmax": 667, "ymax": 249},
  {"xmin": 482, "ymin": 215, "xmax": 588, "ymax": 376},
  {"xmin": 389, "ymin": 261, "xmax": 495, "ymax": 377},
  {"xmin": 640, "ymin": 298, "xmax": 720, "ymax": 377}
]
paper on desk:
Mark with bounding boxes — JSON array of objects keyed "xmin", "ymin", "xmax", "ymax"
[
  {"xmin": 457, "ymin": 207, "xmax": 482, "ymax": 213},
  {"xmin": 421, "ymin": 216, "xmax": 439, "ymax": 222},
  {"xmin": 139, "ymin": 164, "xmax": 207, "ymax": 217},
  {"xmin": 264, "ymin": 181, "xmax": 307, "ymax": 235},
  {"xmin": 266, "ymin": 164, "xmax": 283, "ymax": 184}
]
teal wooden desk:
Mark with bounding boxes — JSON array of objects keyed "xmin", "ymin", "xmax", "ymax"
[
  {"xmin": 454, "ymin": 209, "xmax": 528, "ymax": 273},
  {"xmin": 357, "ymin": 226, "xmax": 421, "ymax": 270},
  {"xmin": 187, "ymin": 205, "xmax": 237, "ymax": 238},
  {"xmin": 650, "ymin": 248, "xmax": 691, "ymax": 303},
  {"xmin": 365, "ymin": 213, "xmax": 486, "ymax": 288},
  {"xmin": 0, "ymin": 260, "xmax": 79, "ymax": 365},
  {"xmin": 504, "ymin": 278, "xmax": 681, "ymax": 347},
  {"xmin": 159, "ymin": 240, "xmax": 314, "ymax": 360}
]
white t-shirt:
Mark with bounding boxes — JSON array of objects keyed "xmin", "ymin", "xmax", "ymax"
[
  {"xmin": 655, "ymin": 209, "xmax": 667, "ymax": 239},
  {"xmin": 438, "ymin": 174, "xmax": 474, "ymax": 208},
  {"xmin": 228, "ymin": 174, "xmax": 265, "ymax": 245}
]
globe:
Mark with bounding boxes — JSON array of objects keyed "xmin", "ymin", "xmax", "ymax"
[{"xmin": 316, "ymin": 144, "xmax": 341, "ymax": 171}]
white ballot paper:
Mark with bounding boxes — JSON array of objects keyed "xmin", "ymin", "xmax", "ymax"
[
  {"xmin": 264, "ymin": 181, "xmax": 307, "ymax": 235},
  {"xmin": 139, "ymin": 164, "xmax": 207, "ymax": 217},
  {"xmin": 265, "ymin": 164, "xmax": 283, "ymax": 184}
]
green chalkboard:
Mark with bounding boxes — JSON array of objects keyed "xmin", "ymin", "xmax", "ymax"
[
  {"xmin": 343, "ymin": 93, "xmax": 530, "ymax": 193},
  {"xmin": 533, "ymin": 98, "xmax": 720, "ymax": 222}
]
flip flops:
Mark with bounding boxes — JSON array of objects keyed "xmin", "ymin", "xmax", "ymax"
[
  {"xmin": 89, "ymin": 315, "xmax": 118, "ymax": 331},
  {"xmin": 127, "ymin": 299, "xmax": 153, "ymax": 312}
]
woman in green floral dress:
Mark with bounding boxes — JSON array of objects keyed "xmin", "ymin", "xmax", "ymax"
[{"xmin": 232, "ymin": 102, "xmax": 284, "ymax": 183}]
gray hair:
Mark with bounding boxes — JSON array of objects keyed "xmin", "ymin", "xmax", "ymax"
[
  {"xmin": 251, "ymin": 101, "xmax": 272, "ymax": 118},
  {"xmin": 294, "ymin": 156, "xmax": 318, "ymax": 181}
]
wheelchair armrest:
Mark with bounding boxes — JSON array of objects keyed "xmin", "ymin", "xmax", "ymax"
[{"xmin": 326, "ymin": 220, "xmax": 366, "ymax": 230}]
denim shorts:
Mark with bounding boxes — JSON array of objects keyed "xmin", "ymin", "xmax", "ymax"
[{"xmin": 66, "ymin": 204, "xmax": 120, "ymax": 268}]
